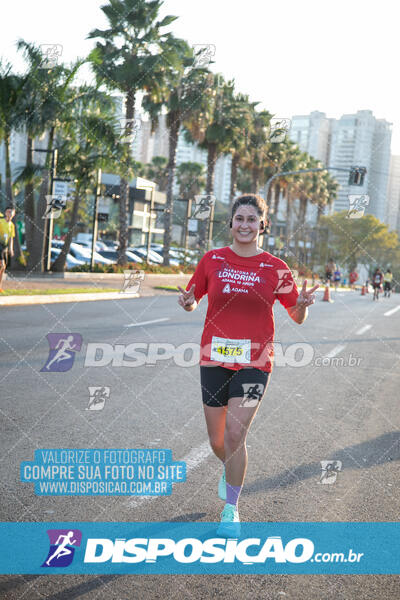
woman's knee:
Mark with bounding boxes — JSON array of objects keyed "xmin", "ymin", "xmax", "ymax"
[
  {"xmin": 224, "ymin": 424, "xmax": 246, "ymax": 449},
  {"xmin": 208, "ymin": 436, "xmax": 224, "ymax": 456}
]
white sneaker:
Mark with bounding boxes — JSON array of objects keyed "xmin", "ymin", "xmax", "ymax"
[
  {"xmin": 216, "ymin": 503, "xmax": 240, "ymax": 537},
  {"xmin": 218, "ymin": 468, "xmax": 226, "ymax": 501}
]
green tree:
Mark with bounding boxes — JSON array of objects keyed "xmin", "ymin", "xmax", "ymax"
[
  {"xmin": 88, "ymin": 0, "xmax": 186, "ymax": 264},
  {"xmin": 319, "ymin": 212, "xmax": 399, "ymax": 271}
]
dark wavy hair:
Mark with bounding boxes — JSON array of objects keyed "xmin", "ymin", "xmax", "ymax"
[{"xmin": 230, "ymin": 194, "xmax": 270, "ymax": 234}]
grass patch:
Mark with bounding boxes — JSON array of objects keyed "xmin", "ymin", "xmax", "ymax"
[
  {"xmin": 1, "ymin": 288, "xmax": 120, "ymax": 296},
  {"xmin": 153, "ymin": 285, "xmax": 179, "ymax": 292}
]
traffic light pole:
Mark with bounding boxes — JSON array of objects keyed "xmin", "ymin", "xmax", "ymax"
[{"xmin": 264, "ymin": 166, "xmax": 364, "ymax": 203}]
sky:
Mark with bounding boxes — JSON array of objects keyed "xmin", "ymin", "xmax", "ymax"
[{"xmin": 1, "ymin": 0, "xmax": 399, "ymax": 153}]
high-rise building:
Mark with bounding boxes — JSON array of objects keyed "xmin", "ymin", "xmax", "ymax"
[
  {"xmin": 386, "ymin": 155, "xmax": 400, "ymax": 233},
  {"xmin": 289, "ymin": 111, "xmax": 331, "ymax": 164},
  {"xmin": 328, "ymin": 110, "xmax": 392, "ymax": 221}
]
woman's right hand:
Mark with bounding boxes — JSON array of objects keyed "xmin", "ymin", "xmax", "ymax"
[{"xmin": 177, "ymin": 284, "xmax": 196, "ymax": 310}]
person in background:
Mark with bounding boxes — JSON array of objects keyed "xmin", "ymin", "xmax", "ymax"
[
  {"xmin": 383, "ymin": 269, "xmax": 393, "ymax": 298},
  {"xmin": 333, "ymin": 267, "xmax": 341, "ymax": 291},
  {"xmin": 0, "ymin": 206, "xmax": 16, "ymax": 293},
  {"xmin": 325, "ymin": 258, "xmax": 336, "ymax": 284},
  {"xmin": 349, "ymin": 268, "xmax": 358, "ymax": 290}
]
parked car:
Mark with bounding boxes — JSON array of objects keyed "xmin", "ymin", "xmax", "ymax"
[
  {"xmin": 130, "ymin": 246, "xmax": 181, "ymax": 266},
  {"xmin": 98, "ymin": 249, "xmax": 143, "ymax": 264},
  {"xmin": 50, "ymin": 248, "xmax": 86, "ymax": 270},
  {"xmin": 51, "ymin": 241, "xmax": 113, "ymax": 265}
]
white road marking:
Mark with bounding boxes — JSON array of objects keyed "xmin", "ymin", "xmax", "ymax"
[
  {"xmin": 384, "ymin": 305, "xmax": 400, "ymax": 317},
  {"xmin": 124, "ymin": 318, "xmax": 170, "ymax": 327},
  {"xmin": 324, "ymin": 344, "xmax": 346, "ymax": 359},
  {"xmin": 356, "ymin": 324, "xmax": 372, "ymax": 335},
  {"xmin": 126, "ymin": 440, "xmax": 212, "ymax": 507}
]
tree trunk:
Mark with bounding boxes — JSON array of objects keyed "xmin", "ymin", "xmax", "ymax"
[
  {"xmin": 24, "ymin": 135, "xmax": 38, "ymax": 271},
  {"xmin": 118, "ymin": 88, "xmax": 135, "ymax": 264},
  {"xmin": 285, "ymin": 190, "xmax": 293, "ymax": 253},
  {"xmin": 35, "ymin": 127, "xmax": 55, "ymax": 272},
  {"xmin": 163, "ymin": 117, "xmax": 180, "ymax": 266},
  {"xmin": 4, "ymin": 131, "xmax": 13, "ymax": 204},
  {"xmin": 201, "ymin": 142, "xmax": 218, "ymax": 253},
  {"xmin": 229, "ymin": 153, "xmax": 239, "ymax": 208},
  {"xmin": 251, "ymin": 167, "xmax": 260, "ymax": 194},
  {"xmin": 295, "ymin": 196, "xmax": 307, "ymax": 258},
  {"xmin": 272, "ymin": 183, "xmax": 280, "ymax": 239},
  {"xmin": 51, "ymin": 189, "xmax": 81, "ymax": 272},
  {"xmin": 5, "ymin": 130, "xmax": 24, "ymax": 268}
]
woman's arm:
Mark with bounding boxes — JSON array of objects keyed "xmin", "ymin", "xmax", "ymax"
[{"xmin": 287, "ymin": 280, "xmax": 319, "ymax": 324}]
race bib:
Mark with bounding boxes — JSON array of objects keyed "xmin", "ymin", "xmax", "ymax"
[{"xmin": 210, "ymin": 336, "xmax": 251, "ymax": 363}]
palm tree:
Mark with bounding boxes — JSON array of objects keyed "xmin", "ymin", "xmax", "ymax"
[
  {"xmin": 176, "ymin": 161, "xmax": 206, "ymax": 198},
  {"xmin": 16, "ymin": 40, "xmax": 88, "ymax": 271},
  {"xmin": 88, "ymin": 0, "xmax": 186, "ymax": 264},
  {"xmin": 142, "ymin": 47, "xmax": 214, "ymax": 264},
  {"xmin": 185, "ymin": 75, "xmax": 249, "ymax": 251},
  {"xmin": 226, "ymin": 93, "xmax": 256, "ymax": 208},
  {"xmin": 0, "ymin": 62, "xmax": 27, "ymax": 265},
  {"xmin": 51, "ymin": 96, "xmax": 121, "ymax": 271},
  {"xmin": 144, "ymin": 156, "xmax": 168, "ymax": 191}
]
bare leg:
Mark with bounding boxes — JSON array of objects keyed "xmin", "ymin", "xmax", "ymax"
[
  {"xmin": 203, "ymin": 404, "xmax": 227, "ymax": 462},
  {"xmin": 0, "ymin": 261, "xmax": 5, "ymax": 288},
  {"xmin": 224, "ymin": 396, "xmax": 262, "ymax": 487}
]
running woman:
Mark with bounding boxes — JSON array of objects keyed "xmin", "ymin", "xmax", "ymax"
[
  {"xmin": 372, "ymin": 268, "xmax": 383, "ymax": 301},
  {"xmin": 177, "ymin": 194, "xmax": 319, "ymax": 536}
]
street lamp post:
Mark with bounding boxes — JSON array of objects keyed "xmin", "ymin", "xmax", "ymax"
[
  {"xmin": 33, "ymin": 148, "xmax": 58, "ymax": 271},
  {"xmin": 90, "ymin": 168, "xmax": 102, "ymax": 271}
]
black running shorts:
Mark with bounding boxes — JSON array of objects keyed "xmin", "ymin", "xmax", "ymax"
[{"xmin": 200, "ymin": 365, "xmax": 270, "ymax": 407}]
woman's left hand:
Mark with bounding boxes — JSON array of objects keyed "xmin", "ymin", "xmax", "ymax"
[{"xmin": 296, "ymin": 280, "xmax": 319, "ymax": 307}]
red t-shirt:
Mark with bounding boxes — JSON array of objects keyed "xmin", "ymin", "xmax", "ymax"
[{"xmin": 185, "ymin": 246, "xmax": 299, "ymax": 372}]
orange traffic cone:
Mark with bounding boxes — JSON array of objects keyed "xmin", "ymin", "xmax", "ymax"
[
  {"xmin": 361, "ymin": 285, "xmax": 366, "ymax": 296},
  {"xmin": 322, "ymin": 283, "xmax": 333, "ymax": 302}
]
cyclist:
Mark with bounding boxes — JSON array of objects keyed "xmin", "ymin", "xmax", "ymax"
[
  {"xmin": 383, "ymin": 269, "xmax": 393, "ymax": 298},
  {"xmin": 372, "ymin": 268, "xmax": 383, "ymax": 301},
  {"xmin": 178, "ymin": 194, "xmax": 318, "ymax": 537}
]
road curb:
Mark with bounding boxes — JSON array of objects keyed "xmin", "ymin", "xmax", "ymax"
[{"xmin": 0, "ymin": 292, "xmax": 140, "ymax": 306}]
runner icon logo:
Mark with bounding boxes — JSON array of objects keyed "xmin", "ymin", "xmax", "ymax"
[
  {"xmin": 239, "ymin": 383, "xmax": 265, "ymax": 407},
  {"xmin": 274, "ymin": 269, "xmax": 295, "ymax": 294},
  {"xmin": 41, "ymin": 529, "xmax": 82, "ymax": 568},
  {"xmin": 86, "ymin": 386, "xmax": 110, "ymax": 411},
  {"xmin": 318, "ymin": 460, "xmax": 342, "ymax": 484},
  {"xmin": 41, "ymin": 333, "xmax": 83, "ymax": 372}
]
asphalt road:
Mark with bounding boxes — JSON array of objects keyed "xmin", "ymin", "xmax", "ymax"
[{"xmin": 0, "ymin": 288, "xmax": 399, "ymax": 599}]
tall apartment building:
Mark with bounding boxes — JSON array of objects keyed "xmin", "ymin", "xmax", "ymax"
[
  {"xmin": 328, "ymin": 110, "xmax": 392, "ymax": 221},
  {"xmin": 289, "ymin": 111, "xmax": 331, "ymax": 164},
  {"xmin": 386, "ymin": 155, "xmax": 400, "ymax": 233},
  {"xmin": 289, "ymin": 110, "xmax": 392, "ymax": 224}
]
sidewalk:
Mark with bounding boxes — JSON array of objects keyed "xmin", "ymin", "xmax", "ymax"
[{"xmin": 0, "ymin": 273, "xmax": 192, "ymax": 306}]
